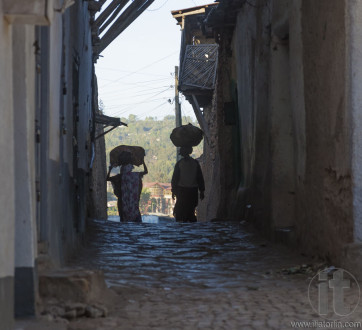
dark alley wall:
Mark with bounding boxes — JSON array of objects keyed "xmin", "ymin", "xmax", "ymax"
[
  {"xmin": 295, "ymin": 0, "xmax": 353, "ymax": 263},
  {"xmin": 89, "ymin": 76, "xmax": 108, "ymax": 221},
  {"xmin": 199, "ymin": 0, "xmax": 355, "ymax": 266},
  {"xmin": 231, "ymin": 0, "xmax": 354, "ymax": 262}
]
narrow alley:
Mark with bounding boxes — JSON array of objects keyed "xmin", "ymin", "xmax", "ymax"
[
  {"xmin": 5, "ymin": 1, "xmax": 362, "ymax": 329},
  {"xmin": 20, "ymin": 219, "xmax": 361, "ymax": 330}
]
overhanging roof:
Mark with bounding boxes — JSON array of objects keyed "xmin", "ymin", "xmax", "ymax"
[
  {"xmin": 171, "ymin": 3, "xmax": 219, "ymax": 21},
  {"xmin": 92, "ymin": 0, "xmax": 154, "ymax": 59},
  {"xmin": 95, "ymin": 113, "xmax": 127, "ymax": 139},
  {"xmin": 171, "ymin": 3, "xmax": 218, "ymax": 27}
]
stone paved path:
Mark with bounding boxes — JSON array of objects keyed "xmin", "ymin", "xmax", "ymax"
[{"xmin": 16, "ymin": 219, "xmax": 362, "ymax": 329}]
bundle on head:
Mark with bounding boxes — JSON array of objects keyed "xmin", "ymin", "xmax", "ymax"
[
  {"xmin": 110, "ymin": 145, "xmax": 145, "ymax": 166},
  {"xmin": 170, "ymin": 123, "xmax": 203, "ymax": 148},
  {"xmin": 118, "ymin": 151, "xmax": 132, "ymax": 165}
]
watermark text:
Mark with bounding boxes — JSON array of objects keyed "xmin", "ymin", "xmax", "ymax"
[{"xmin": 291, "ymin": 320, "xmax": 362, "ymax": 328}]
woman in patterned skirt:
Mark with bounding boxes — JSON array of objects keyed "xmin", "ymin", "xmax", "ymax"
[{"xmin": 107, "ymin": 151, "xmax": 148, "ymax": 222}]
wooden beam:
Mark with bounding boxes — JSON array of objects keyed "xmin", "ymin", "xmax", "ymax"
[
  {"xmin": 172, "ymin": 8, "xmax": 206, "ymax": 19},
  {"xmin": 191, "ymin": 94, "xmax": 210, "ymax": 145},
  {"xmin": 94, "ymin": 0, "xmax": 128, "ymax": 28},
  {"xmin": 97, "ymin": 0, "xmax": 154, "ymax": 54},
  {"xmin": 99, "ymin": 3, "xmax": 124, "ymax": 34}
]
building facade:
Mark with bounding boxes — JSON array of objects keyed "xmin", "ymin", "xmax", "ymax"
[
  {"xmin": 0, "ymin": 1, "xmax": 98, "ymax": 326},
  {"xmin": 173, "ymin": 0, "xmax": 362, "ymax": 278},
  {"xmin": 0, "ymin": 0, "xmax": 154, "ymax": 327},
  {"xmin": 143, "ymin": 182, "xmax": 175, "ymax": 215}
]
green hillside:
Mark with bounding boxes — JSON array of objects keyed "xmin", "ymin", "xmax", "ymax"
[{"xmin": 104, "ymin": 115, "xmax": 203, "ymax": 183}]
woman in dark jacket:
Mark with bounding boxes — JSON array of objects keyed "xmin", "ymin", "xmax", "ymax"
[{"xmin": 171, "ymin": 146, "xmax": 205, "ymax": 222}]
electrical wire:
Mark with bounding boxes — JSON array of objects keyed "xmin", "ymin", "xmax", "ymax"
[
  {"xmin": 101, "ymin": 83, "xmax": 172, "ymax": 95},
  {"xmin": 105, "ymin": 85, "xmax": 172, "ymax": 109},
  {"xmin": 99, "ymin": 76, "xmax": 170, "ymax": 85},
  {"xmin": 98, "ymin": 75, "xmax": 170, "ymax": 87},
  {"xmin": 101, "ymin": 85, "xmax": 173, "ymax": 101},
  {"xmin": 106, "ymin": 88, "xmax": 173, "ymax": 101},
  {"xmin": 136, "ymin": 101, "xmax": 170, "ymax": 119},
  {"xmin": 99, "ymin": 79, "xmax": 171, "ymax": 96},
  {"xmin": 107, "ymin": 96, "xmax": 172, "ymax": 117},
  {"xmin": 100, "ymin": 51, "xmax": 178, "ymax": 89},
  {"xmin": 99, "ymin": 81, "xmax": 173, "ymax": 96},
  {"xmin": 105, "ymin": 96, "xmax": 168, "ymax": 112},
  {"xmin": 96, "ymin": 67, "xmax": 170, "ymax": 78},
  {"xmin": 147, "ymin": 0, "xmax": 170, "ymax": 11}
]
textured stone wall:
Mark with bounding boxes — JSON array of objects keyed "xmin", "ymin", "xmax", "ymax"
[
  {"xmin": 208, "ymin": 0, "xmax": 355, "ymax": 266},
  {"xmin": 88, "ymin": 75, "xmax": 107, "ymax": 220},
  {"xmin": 89, "ymin": 76, "xmax": 107, "ymax": 221},
  {"xmin": 346, "ymin": 1, "xmax": 362, "ymax": 243},
  {"xmin": 231, "ymin": 1, "xmax": 272, "ymax": 233},
  {"xmin": 342, "ymin": 0, "xmax": 362, "ymax": 280},
  {"xmin": 89, "ymin": 124, "xmax": 107, "ymax": 220},
  {"xmin": 294, "ymin": 0, "xmax": 353, "ymax": 263},
  {"xmin": 197, "ymin": 93, "xmax": 220, "ymax": 222}
]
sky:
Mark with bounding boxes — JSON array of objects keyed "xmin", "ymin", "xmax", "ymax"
[{"xmin": 95, "ymin": 0, "xmax": 215, "ymax": 122}]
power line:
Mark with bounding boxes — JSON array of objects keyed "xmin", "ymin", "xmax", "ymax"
[
  {"xmin": 100, "ymin": 51, "xmax": 178, "ymax": 88},
  {"xmin": 105, "ymin": 96, "xmax": 168, "ymax": 111},
  {"xmin": 137, "ymin": 101, "xmax": 170, "ymax": 119},
  {"xmin": 106, "ymin": 92, "xmax": 171, "ymax": 116},
  {"xmin": 99, "ymin": 78, "xmax": 171, "ymax": 96},
  {"xmin": 98, "ymin": 77, "xmax": 171, "ymax": 93},
  {"xmin": 106, "ymin": 86, "xmax": 173, "ymax": 100},
  {"xmin": 99, "ymin": 85, "xmax": 171, "ymax": 99},
  {"xmin": 96, "ymin": 67, "xmax": 170, "ymax": 78},
  {"xmin": 100, "ymin": 76, "xmax": 170, "ymax": 86},
  {"xmin": 105, "ymin": 86, "xmax": 172, "ymax": 109},
  {"xmin": 101, "ymin": 85, "xmax": 172, "ymax": 101},
  {"xmin": 99, "ymin": 78, "xmax": 170, "ymax": 88},
  {"xmin": 147, "ymin": 0, "xmax": 169, "ymax": 11}
]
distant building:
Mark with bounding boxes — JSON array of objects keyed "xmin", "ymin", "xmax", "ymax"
[
  {"xmin": 107, "ymin": 201, "xmax": 117, "ymax": 208},
  {"xmin": 143, "ymin": 182, "xmax": 175, "ymax": 216}
]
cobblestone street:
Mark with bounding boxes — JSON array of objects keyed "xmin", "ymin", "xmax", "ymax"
[{"xmin": 17, "ymin": 219, "xmax": 362, "ymax": 329}]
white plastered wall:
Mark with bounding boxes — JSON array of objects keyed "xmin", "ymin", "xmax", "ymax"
[
  {"xmin": 0, "ymin": 3, "xmax": 15, "ymax": 279},
  {"xmin": 48, "ymin": 11, "xmax": 62, "ymax": 162},
  {"xmin": 13, "ymin": 24, "xmax": 37, "ymax": 268}
]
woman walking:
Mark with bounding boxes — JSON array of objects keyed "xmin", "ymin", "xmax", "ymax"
[
  {"xmin": 171, "ymin": 146, "xmax": 205, "ymax": 222},
  {"xmin": 107, "ymin": 151, "xmax": 148, "ymax": 222}
]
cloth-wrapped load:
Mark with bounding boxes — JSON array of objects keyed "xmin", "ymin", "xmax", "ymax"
[
  {"xmin": 110, "ymin": 145, "xmax": 145, "ymax": 166},
  {"xmin": 170, "ymin": 123, "xmax": 203, "ymax": 147}
]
